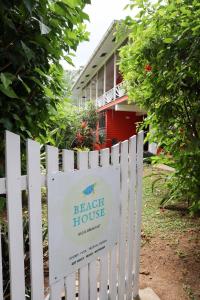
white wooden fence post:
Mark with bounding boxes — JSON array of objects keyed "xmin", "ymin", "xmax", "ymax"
[
  {"xmin": 118, "ymin": 140, "xmax": 129, "ymax": 300},
  {"xmin": 99, "ymin": 148, "xmax": 110, "ymax": 300},
  {"xmin": 47, "ymin": 145, "xmax": 64, "ymax": 300},
  {"xmin": 110, "ymin": 144, "xmax": 120, "ymax": 300},
  {"xmin": 133, "ymin": 131, "xmax": 144, "ymax": 298},
  {"xmin": 126, "ymin": 136, "xmax": 137, "ymax": 300},
  {"xmin": 63, "ymin": 150, "xmax": 77, "ymax": 300},
  {"xmin": 77, "ymin": 151, "xmax": 89, "ymax": 300},
  {"xmin": 27, "ymin": 139, "xmax": 44, "ymax": 300},
  {"xmin": 89, "ymin": 150, "xmax": 99, "ymax": 300},
  {"xmin": 5, "ymin": 131, "xmax": 26, "ymax": 300},
  {"xmin": 0, "ymin": 226, "xmax": 3, "ymax": 300}
]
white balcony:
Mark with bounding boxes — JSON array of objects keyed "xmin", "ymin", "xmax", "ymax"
[{"xmin": 96, "ymin": 81, "xmax": 126, "ymax": 108}]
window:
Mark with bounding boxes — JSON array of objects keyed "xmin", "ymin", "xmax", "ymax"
[{"xmin": 99, "ymin": 112, "xmax": 106, "ymax": 129}]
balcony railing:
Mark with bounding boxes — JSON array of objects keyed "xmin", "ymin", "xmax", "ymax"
[{"xmin": 96, "ymin": 81, "xmax": 126, "ymax": 108}]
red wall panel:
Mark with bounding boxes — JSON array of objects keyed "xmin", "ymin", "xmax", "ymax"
[{"xmin": 105, "ymin": 109, "xmax": 143, "ymax": 147}]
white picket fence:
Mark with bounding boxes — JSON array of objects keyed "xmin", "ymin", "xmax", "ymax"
[{"xmin": 0, "ymin": 130, "xmax": 143, "ymax": 300}]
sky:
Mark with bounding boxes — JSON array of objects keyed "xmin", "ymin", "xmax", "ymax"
[{"xmin": 62, "ymin": 0, "xmax": 133, "ymax": 70}]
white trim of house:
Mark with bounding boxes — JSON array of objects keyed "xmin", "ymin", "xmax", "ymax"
[{"xmin": 72, "ymin": 21, "xmax": 129, "ymax": 100}]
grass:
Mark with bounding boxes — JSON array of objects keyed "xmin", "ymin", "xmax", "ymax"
[
  {"xmin": 183, "ymin": 284, "xmax": 197, "ymax": 300},
  {"xmin": 142, "ymin": 164, "xmax": 200, "ymax": 239}
]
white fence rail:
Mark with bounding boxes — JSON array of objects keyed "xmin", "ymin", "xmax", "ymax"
[{"xmin": 0, "ymin": 130, "xmax": 143, "ymax": 300}]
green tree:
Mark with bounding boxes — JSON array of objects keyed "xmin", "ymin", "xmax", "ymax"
[
  {"xmin": 62, "ymin": 67, "xmax": 84, "ymax": 98},
  {"xmin": 120, "ymin": 0, "xmax": 200, "ymax": 212},
  {"xmin": 44, "ymin": 101, "xmax": 98, "ymax": 151},
  {"xmin": 74, "ymin": 102, "xmax": 99, "ymax": 150},
  {"xmin": 42, "ymin": 100, "xmax": 81, "ymax": 149},
  {"xmin": 0, "ymin": 0, "xmax": 90, "ymax": 150}
]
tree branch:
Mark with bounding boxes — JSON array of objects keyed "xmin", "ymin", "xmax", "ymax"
[{"xmin": 0, "ymin": 62, "xmax": 12, "ymax": 72}]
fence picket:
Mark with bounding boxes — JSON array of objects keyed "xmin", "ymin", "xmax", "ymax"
[
  {"xmin": 62, "ymin": 150, "xmax": 74, "ymax": 172},
  {"xmin": 50, "ymin": 281, "xmax": 65, "ymax": 300},
  {"xmin": 133, "ymin": 132, "xmax": 144, "ymax": 298},
  {"xmin": 89, "ymin": 150, "xmax": 99, "ymax": 169},
  {"xmin": 88, "ymin": 151, "xmax": 99, "ymax": 300},
  {"xmin": 118, "ymin": 141, "xmax": 129, "ymax": 300},
  {"xmin": 110, "ymin": 144, "xmax": 120, "ymax": 300},
  {"xmin": 127, "ymin": 136, "xmax": 137, "ymax": 300},
  {"xmin": 62, "ymin": 150, "xmax": 76, "ymax": 300},
  {"xmin": 0, "ymin": 179, "xmax": 5, "ymax": 195},
  {"xmin": 5, "ymin": 131, "xmax": 26, "ymax": 300},
  {"xmin": 0, "ymin": 226, "xmax": 3, "ymax": 300},
  {"xmin": 46, "ymin": 145, "xmax": 64, "ymax": 300},
  {"xmin": 27, "ymin": 139, "xmax": 44, "ymax": 300},
  {"xmin": 99, "ymin": 148, "xmax": 110, "ymax": 300},
  {"xmin": 46, "ymin": 145, "xmax": 59, "ymax": 174},
  {"xmin": 77, "ymin": 151, "xmax": 89, "ymax": 300},
  {"xmin": 64, "ymin": 276, "xmax": 76, "ymax": 300}
]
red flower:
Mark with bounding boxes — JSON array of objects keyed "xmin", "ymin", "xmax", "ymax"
[
  {"xmin": 145, "ymin": 64, "xmax": 152, "ymax": 72},
  {"xmin": 81, "ymin": 121, "xmax": 87, "ymax": 129},
  {"xmin": 76, "ymin": 132, "xmax": 84, "ymax": 143}
]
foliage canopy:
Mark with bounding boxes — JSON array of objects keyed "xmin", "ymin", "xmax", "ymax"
[
  {"xmin": 120, "ymin": 0, "xmax": 200, "ymax": 212},
  {"xmin": 0, "ymin": 0, "xmax": 90, "ymax": 148},
  {"xmin": 43, "ymin": 101, "xmax": 98, "ymax": 150}
]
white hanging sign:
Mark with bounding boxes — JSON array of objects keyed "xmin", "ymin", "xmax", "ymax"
[{"xmin": 48, "ymin": 166, "xmax": 120, "ymax": 284}]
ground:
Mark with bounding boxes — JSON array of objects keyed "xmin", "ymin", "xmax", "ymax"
[{"xmin": 140, "ymin": 165, "xmax": 200, "ymax": 300}]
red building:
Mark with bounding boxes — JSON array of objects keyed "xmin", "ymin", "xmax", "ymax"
[
  {"xmin": 72, "ymin": 21, "xmax": 157, "ymax": 153},
  {"xmin": 97, "ymin": 108, "xmax": 144, "ymax": 148}
]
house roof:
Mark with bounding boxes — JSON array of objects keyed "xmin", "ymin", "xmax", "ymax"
[{"xmin": 72, "ymin": 20, "xmax": 128, "ymax": 95}]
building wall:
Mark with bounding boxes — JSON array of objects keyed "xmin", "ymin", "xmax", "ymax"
[{"xmin": 104, "ymin": 110, "xmax": 144, "ymax": 148}]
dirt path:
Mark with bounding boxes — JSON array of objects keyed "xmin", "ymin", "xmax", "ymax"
[
  {"xmin": 141, "ymin": 166, "xmax": 200, "ymax": 300},
  {"xmin": 140, "ymin": 232, "xmax": 200, "ymax": 300}
]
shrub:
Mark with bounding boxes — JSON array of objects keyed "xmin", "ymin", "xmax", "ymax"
[{"xmin": 120, "ymin": 0, "xmax": 200, "ymax": 213}]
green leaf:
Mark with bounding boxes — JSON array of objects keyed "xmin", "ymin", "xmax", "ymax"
[
  {"xmin": 12, "ymin": 114, "xmax": 20, "ymax": 121},
  {"xmin": 35, "ymin": 67, "xmax": 51, "ymax": 80},
  {"xmin": 67, "ymin": 30, "xmax": 77, "ymax": 40},
  {"xmin": 192, "ymin": 24, "xmax": 200, "ymax": 32},
  {"xmin": 38, "ymin": 21, "xmax": 51, "ymax": 35},
  {"xmin": 0, "ymin": 118, "xmax": 13, "ymax": 130},
  {"xmin": 30, "ymin": 76, "xmax": 44, "ymax": 88},
  {"xmin": 21, "ymin": 41, "xmax": 35, "ymax": 61},
  {"xmin": 18, "ymin": 75, "xmax": 31, "ymax": 93},
  {"xmin": 79, "ymin": 11, "xmax": 90, "ymax": 21},
  {"xmin": 54, "ymin": 3, "xmax": 67, "ymax": 16},
  {"xmin": 23, "ymin": 0, "xmax": 34, "ymax": 14},
  {"xmin": 0, "ymin": 84, "xmax": 19, "ymax": 98},
  {"xmin": 163, "ymin": 38, "xmax": 173, "ymax": 43},
  {"xmin": 63, "ymin": 0, "xmax": 80, "ymax": 8},
  {"xmin": 32, "ymin": 17, "xmax": 51, "ymax": 35},
  {"xmin": 44, "ymin": 87, "xmax": 54, "ymax": 98},
  {"xmin": 0, "ymin": 73, "xmax": 13, "ymax": 89},
  {"xmin": 63, "ymin": 55, "xmax": 74, "ymax": 66}
]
